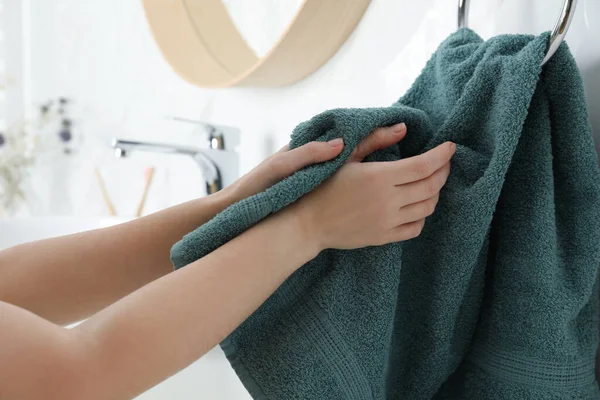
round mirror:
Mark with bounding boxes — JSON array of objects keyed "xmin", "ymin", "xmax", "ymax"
[
  {"xmin": 221, "ymin": 0, "xmax": 304, "ymax": 58},
  {"xmin": 142, "ymin": 0, "xmax": 372, "ymax": 88}
]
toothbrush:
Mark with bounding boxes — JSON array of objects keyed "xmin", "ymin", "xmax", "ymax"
[{"xmin": 94, "ymin": 167, "xmax": 117, "ymax": 216}]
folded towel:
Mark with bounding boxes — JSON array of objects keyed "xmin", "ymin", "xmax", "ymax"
[{"xmin": 171, "ymin": 29, "xmax": 600, "ymax": 399}]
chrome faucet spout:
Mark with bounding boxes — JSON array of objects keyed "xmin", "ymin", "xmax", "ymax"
[
  {"xmin": 111, "ymin": 139, "xmax": 198, "ymax": 158},
  {"xmin": 111, "ymin": 138, "xmax": 222, "ymax": 194}
]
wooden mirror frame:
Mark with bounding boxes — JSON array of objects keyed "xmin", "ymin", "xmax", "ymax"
[{"xmin": 142, "ymin": 0, "xmax": 372, "ymax": 88}]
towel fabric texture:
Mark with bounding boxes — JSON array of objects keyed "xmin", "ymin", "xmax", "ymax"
[{"xmin": 171, "ymin": 29, "xmax": 600, "ymax": 399}]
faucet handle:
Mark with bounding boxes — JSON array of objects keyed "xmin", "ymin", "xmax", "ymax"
[{"xmin": 165, "ymin": 116, "xmax": 240, "ymax": 151}]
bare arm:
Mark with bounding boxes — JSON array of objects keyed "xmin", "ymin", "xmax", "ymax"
[
  {"xmin": 0, "ymin": 207, "xmax": 316, "ymax": 399},
  {"xmin": 0, "ymin": 194, "xmax": 232, "ymax": 326},
  {"xmin": 0, "ymin": 135, "xmax": 356, "ymax": 325},
  {"xmin": 0, "ymin": 126, "xmax": 405, "ymax": 326},
  {"xmin": 0, "ymin": 139, "xmax": 455, "ymax": 399}
]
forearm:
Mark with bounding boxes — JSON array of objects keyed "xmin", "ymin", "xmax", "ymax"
[
  {"xmin": 0, "ymin": 206, "xmax": 315, "ymax": 399},
  {"xmin": 74, "ymin": 206, "xmax": 316, "ymax": 399},
  {"xmin": 0, "ymin": 190, "xmax": 234, "ymax": 325}
]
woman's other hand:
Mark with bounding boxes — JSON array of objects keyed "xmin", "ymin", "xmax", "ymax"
[
  {"xmin": 221, "ymin": 123, "xmax": 409, "ymax": 205},
  {"xmin": 293, "ymin": 139, "xmax": 456, "ymax": 252}
]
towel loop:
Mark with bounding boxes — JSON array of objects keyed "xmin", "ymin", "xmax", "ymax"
[{"xmin": 457, "ymin": 0, "xmax": 577, "ymax": 65}]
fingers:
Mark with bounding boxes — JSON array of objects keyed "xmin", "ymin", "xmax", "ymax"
[
  {"xmin": 384, "ymin": 193, "xmax": 441, "ymax": 245},
  {"xmin": 393, "ymin": 142, "xmax": 456, "ymax": 185},
  {"xmin": 275, "ymin": 121, "xmax": 408, "ymax": 174},
  {"xmin": 349, "ymin": 123, "xmax": 407, "ymax": 162},
  {"xmin": 397, "ymin": 194, "xmax": 439, "ymax": 224},
  {"xmin": 398, "ymin": 162, "xmax": 450, "ymax": 207},
  {"xmin": 385, "ymin": 219, "xmax": 426, "ymax": 243},
  {"xmin": 378, "ymin": 195, "xmax": 440, "ymax": 245},
  {"xmin": 271, "ymin": 139, "xmax": 344, "ymax": 177}
]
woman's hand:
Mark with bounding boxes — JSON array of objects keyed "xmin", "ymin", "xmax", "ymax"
[
  {"xmin": 293, "ymin": 140, "xmax": 456, "ymax": 251},
  {"xmin": 221, "ymin": 123, "xmax": 410, "ymax": 205}
]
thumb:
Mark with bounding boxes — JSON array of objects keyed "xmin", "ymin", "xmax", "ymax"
[
  {"xmin": 274, "ymin": 138, "xmax": 344, "ymax": 177},
  {"xmin": 349, "ymin": 123, "xmax": 407, "ymax": 162}
]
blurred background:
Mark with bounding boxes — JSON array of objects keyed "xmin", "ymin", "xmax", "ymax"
[
  {"xmin": 1, "ymin": 0, "xmax": 598, "ymax": 220},
  {"xmin": 0, "ymin": 0, "xmax": 599, "ymax": 398}
]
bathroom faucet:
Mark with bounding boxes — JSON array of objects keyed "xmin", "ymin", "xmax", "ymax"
[{"xmin": 111, "ymin": 123, "xmax": 239, "ymax": 195}]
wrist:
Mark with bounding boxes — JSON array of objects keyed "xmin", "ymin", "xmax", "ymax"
[
  {"xmin": 208, "ymin": 185, "xmax": 239, "ymax": 212},
  {"xmin": 184, "ymin": 187, "xmax": 237, "ymax": 228},
  {"xmin": 281, "ymin": 201, "xmax": 324, "ymax": 261}
]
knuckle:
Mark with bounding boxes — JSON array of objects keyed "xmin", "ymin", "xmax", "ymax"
[
  {"xmin": 414, "ymin": 157, "xmax": 431, "ymax": 179},
  {"xmin": 436, "ymin": 173, "xmax": 448, "ymax": 191},
  {"xmin": 269, "ymin": 154, "xmax": 284, "ymax": 169},
  {"xmin": 397, "ymin": 228, "xmax": 414, "ymax": 241},
  {"xmin": 410, "ymin": 226, "xmax": 420, "ymax": 238},
  {"xmin": 271, "ymin": 154, "xmax": 294, "ymax": 173},
  {"xmin": 305, "ymin": 141, "xmax": 322, "ymax": 155},
  {"xmin": 411, "ymin": 221, "xmax": 425, "ymax": 238},
  {"xmin": 425, "ymin": 177, "xmax": 439, "ymax": 196},
  {"xmin": 440, "ymin": 164, "xmax": 451, "ymax": 180},
  {"xmin": 422, "ymin": 200, "xmax": 435, "ymax": 217},
  {"xmin": 396, "ymin": 231, "xmax": 410, "ymax": 242},
  {"xmin": 300, "ymin": 143, "xmax": 326, "ymax": 165},
  {"xmin": 352, "ymin": 142, "xmax": 365, "ymax": 156},
  {"xmin": 427, "ymin": 200, "xmax": 436, "ymax": 216},
  {"xmin": 374, "ymin": 127, "xmax": 386, "ymax": 140}
]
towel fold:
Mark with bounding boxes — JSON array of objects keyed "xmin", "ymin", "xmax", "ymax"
[{"xmin": 171, "ymin": 29, "xmax": 600, "ymax": 399}]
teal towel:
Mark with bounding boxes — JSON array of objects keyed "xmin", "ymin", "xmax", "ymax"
[{"xmin": 171, "ymin": 29, "xmax": 600, "ymax": 399}]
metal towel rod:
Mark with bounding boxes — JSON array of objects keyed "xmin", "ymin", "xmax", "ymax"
[{"xmin": 457, "ymin": 0, "xmax": 577, "ymax": 65}]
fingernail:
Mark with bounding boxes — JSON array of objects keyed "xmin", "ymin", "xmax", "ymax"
[
  {"xmin": 449, "ymin": 142, "xmax": 456, "ymax": 151},
  {"xmin": 392, "ymin": 123, "xmax": 407, "ymax": 133},
  {"xmin": 328, "ymin": 138, "xmax": 343, "ymax": 147}
]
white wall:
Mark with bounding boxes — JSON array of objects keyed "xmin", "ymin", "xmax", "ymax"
[
  {"xmin": 0, "ymin": 0, "xmax": 27, "ymax": 129},
  {"xmin": 20, "ymin": 0, "xmax": 600, "ymax": 218},
  {"xmin": 23, "ymin": 0, "xmax": 455, "ymax": 218}
]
